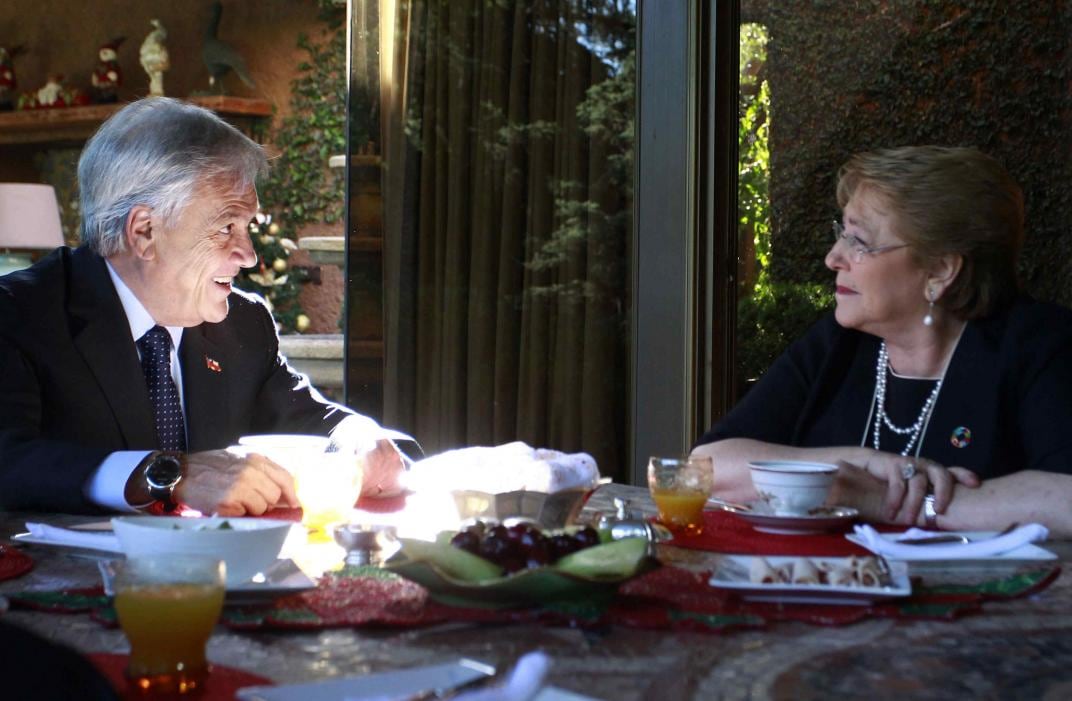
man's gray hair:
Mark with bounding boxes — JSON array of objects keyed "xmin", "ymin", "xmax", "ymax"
[{"xmin": 78, "ymin": 97, "xmax": 268, "ymax": 256}]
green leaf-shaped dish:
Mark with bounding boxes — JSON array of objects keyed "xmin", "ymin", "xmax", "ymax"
[{"xmin": 384, "ymin": 537, "xmax": 658, "ymax": 609}]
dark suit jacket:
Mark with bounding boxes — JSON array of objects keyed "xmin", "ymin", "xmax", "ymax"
[{"xmin": 0, "ymin": 246, "xmax": 352, "ymax": 513}]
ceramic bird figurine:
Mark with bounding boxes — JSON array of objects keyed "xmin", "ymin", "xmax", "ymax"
[
  {"xmin": 140, "ymin": 19, "xmax": 170, "ymax": 97},
  {"xmin": 0, "ymin": 45, "xmax": 26, "ymax": 110},
  {"xmin": 91, "ymin": 37, "xmax": 125, "ymax": 103},
  {"xmin": 202, "ymin": 1, "xmax": 255, "ymax": 93}
]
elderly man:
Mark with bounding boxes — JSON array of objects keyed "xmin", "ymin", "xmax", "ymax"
[{"xmin": 0, "ymin": 97, "xmax": 403, "ymax": 515}]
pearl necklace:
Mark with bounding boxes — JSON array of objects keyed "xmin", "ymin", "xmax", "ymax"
[{"xmin": 871, "ymin": 341, "xmax": 944, "ymax": 456}]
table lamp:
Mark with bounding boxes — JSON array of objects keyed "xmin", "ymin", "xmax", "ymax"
[{"xmin": 0, "ymin": 183, "xmax": 65, "ymax": 277}]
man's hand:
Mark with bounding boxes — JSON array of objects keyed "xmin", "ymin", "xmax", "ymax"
[
  {"xmin": 359, "ymin": 439, "xmax": 405, "ymax": 498},
  {"xmin": 173, "ymin": 450, "xmax": 300, "ymax": 516}
]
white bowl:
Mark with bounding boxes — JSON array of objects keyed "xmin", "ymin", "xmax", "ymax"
[
  {"xmin": 748, "ymin": 461, "xmax": 837, "ymax": 515},
  {"xmin": 111, "ymin": 516, "xmax": 293, "ymax": 584},
  {"xmin": 237, "ymin": 434, "xmax": 330, "ymax": 474},
  {"xmin": 238, "ymin": 434, "xmax": 363, "ymax": 530}
]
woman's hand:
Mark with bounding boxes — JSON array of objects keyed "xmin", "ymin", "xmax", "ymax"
[{"xmin": 854, "ymin": 450, "xmax": 980, "ymax": 524}]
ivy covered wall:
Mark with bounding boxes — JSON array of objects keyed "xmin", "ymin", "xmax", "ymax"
[{"xmin": 760, "ymin": 0, "xmax": 1071, "ymax": 306}]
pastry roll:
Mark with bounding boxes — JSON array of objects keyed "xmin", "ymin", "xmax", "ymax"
[
  {"xmin": 824, "ymin": 559, "xmax": 857, "ymax": 586},
  {"xmin": 749, "ymin": 557, "xmax": 782, "ymax": 584},
  {"xmin": 790, "ymin": 557, "xmax": 821, "ymax": 584},
  {"xmin": 854, "ymin": 556, "xmax": 884, "ymax": 587}
]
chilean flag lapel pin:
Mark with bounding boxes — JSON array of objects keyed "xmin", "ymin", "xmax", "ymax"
[{"xmin": 204, "ymin": 355, "xmax": 222, "ymax": 373}]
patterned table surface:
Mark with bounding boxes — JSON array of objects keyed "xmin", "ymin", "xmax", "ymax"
[{"xmin": 2, "ymin": 484, "xmax": 1069, "ymax": 701}]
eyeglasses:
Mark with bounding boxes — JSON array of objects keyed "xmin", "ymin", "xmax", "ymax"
[{"xmin": 831, "ymin": 221, "xmax": 910, "ymax": 263}]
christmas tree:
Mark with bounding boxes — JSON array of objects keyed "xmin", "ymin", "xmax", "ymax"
[{"xmin": 235, "ymin": 212, "xmax": 310, "ymax": 333}]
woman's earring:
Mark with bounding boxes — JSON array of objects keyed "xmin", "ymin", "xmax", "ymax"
[{"xmin": 923, "ymin": 288, "xmax": 935, "ymax": 327}]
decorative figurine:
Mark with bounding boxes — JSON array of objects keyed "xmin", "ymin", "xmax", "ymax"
[
  {"xmin": 139, "ymin": 19, "xmax": 170, "ymax": 97},
  {"xmin": 0, "ymin": 45, "xmax": 25, "ymax": 111},
  {"xmin": 18, "ymin": 74, "xmax": 89, "ymax": 109},
  {"xmin": 91, "ymin": 36, "xmax": 125, "ymax": 103},
  {"xmin": 202, "ymin": 1, "xmax": 255, "ymax": 93},
  {"xmin": 36, "ymin": 74, "xmax": 66, "ymax": 107}
]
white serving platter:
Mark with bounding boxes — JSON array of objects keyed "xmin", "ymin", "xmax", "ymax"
[
  {"xmin": 845, "ymin": 530, "xmax": 1058, "ymax": 574},
  {"xmin": 708, "ymin": 554, "xmax": 911, "ymax": 605},
  {"xmin": 235, "ymin": 658, "xmax": 597, "ymax": 701}
]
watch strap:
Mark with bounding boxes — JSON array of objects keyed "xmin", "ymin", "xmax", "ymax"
[{"xmin": 135, "ymin": 451, "xmax": 185, "ymax": 512}]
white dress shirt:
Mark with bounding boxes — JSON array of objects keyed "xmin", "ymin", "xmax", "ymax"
[{"xmin": 82, "ymin": 262, "xmax": 186, "ymax": 510}]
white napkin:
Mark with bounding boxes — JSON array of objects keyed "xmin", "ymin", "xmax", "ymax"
[
  {"xmin": 452, "ymin": 651, "xmax": 551, "ymax": 701},
  {"xmin": 403, "ymin": 442, "xmax": 600, "ymax": 494},
  {"xmin": 24, "ymin": 523, "xmax": 122, "ymax": 553},
  {"xmin": 851, "ymin": 523, "xmax": 1049, "ymax": 560},
  {"xmin": 329, "ymin": 414, "xmax": 417, "ymax": 459}
]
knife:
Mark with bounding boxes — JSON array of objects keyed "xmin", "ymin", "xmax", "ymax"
[{"xmin": 402, "ymin": 668, "xmax": 498, "ymax": 701}]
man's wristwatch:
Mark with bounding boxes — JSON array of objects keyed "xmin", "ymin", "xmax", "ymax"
[{"xmin": 138, "ymin": 451, "xmax": 185, "ymax": 512}]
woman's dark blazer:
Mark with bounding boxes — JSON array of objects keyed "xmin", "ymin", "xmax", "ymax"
[{"xmin": 697, "ymin": 299, "xmax": 1072, "ymax": 481}]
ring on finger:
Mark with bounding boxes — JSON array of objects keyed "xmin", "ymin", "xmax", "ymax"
[{"xmin": 900, "ymin": 462, "xmax": 917, "ymax": 481}]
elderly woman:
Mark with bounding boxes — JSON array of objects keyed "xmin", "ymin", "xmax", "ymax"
[{"xmin": 693, "ymin": 146, "xmax": 1072, "ymax": 536}]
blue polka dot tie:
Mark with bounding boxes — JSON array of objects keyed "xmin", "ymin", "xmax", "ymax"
[{"xmin": 137, "ymin": 325, "xmax": 187, "ymax": 451}]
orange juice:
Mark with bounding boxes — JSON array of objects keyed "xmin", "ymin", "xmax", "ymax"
[
  {"xmin": 652, "ymin": 489, "xmax": 708, "ymax": 535},
  {"xmin": 114, "ymin": 582, "xmax": 225, "ymax": 694},
  {"xmin": 295, "ymin": 456, "xmax": 364, "ymax": 541}
]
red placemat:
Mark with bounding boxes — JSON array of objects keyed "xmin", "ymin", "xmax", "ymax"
[
  {"xmin": 668, "ymin": 509, "xmax": 876, "ymax": 556},
  {"xmin": 263, "ymin": 493, "xmax": 410, "ymax": 523},
  {"xmin": 9, "ymin": 564, "xmax": 1061, "ymax": 635},
  {"xmin": 88, "ymin": 652, "xmax": 271, "ymax": 701},
  {"xmin": 0, "ymin": 543, "xmax": 33, "ymax": 581}
]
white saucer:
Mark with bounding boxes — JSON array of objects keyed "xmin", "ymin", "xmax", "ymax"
[{"xmin": 712, "ymin": 502, "xmax": 859, "ymax": 535}]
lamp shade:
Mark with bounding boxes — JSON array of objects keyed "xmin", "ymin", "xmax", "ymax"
[{"xmin": 0, "ymin": 183, "xmax": 65, "ymax": 250}]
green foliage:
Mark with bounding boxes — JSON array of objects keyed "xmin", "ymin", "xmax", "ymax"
[
  {"xmin": 736, "ymin": 23, "xmax": 831, "ymax": 389},
  {"xmin": 762, "ymin": 1, "xmax": 1072, "ymax": 305},
  {"xmin": 259, "ymin": 27, "xmax": 347, "ymax": 231},
  {"xmin": 234, "ymin": 213, "xmax": 309, "ymax": 334},
  {"xmin": 737, "ymin": 281, "xmax": 831, "ymax": 385},
  {"xmin": 524, "ymin": 7, "xmax": 636, "ymax": 317}
]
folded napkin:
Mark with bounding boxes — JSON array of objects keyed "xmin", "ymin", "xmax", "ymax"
[
  {"xmin": 24, "ymin": 523, "xmax": 122, "ymax": 553},
  {"xmin": 453, "ymin": 651, "xmax": 551, "ymax": 701},
  {"xmin": 404, "ymin": 442, "xmax": 599, "ymax": 494},
  {"xmin": 851, "ymin": 523, "xmax": 1049, "ymax": 560}
]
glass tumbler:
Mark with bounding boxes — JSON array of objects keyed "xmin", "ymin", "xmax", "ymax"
[
  {"xmin": 647, "ymin": 456, "xmax": 714, "ymax": 536},
  {"xmin": 112, "ymin": 555, "xmax": 226, "ymax": 695}
]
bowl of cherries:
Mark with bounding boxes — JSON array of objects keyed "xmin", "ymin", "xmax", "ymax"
[
  {"xmin": 448, "ymin": 520, "xmax": 602, "ymax": 574},
  {"xmin": 384, "ymin": 519, "xmax": 657, "ymax": 608}
]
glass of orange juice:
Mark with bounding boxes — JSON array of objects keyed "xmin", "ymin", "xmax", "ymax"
[
  {"xmin": 111, "ymin": 555, "xmax": 225, "ymax": 695},
  {"xmin": 647, "ymin": 456, "xmax": 714, "ymax": 536},
  {"xmin": 293, "ymin": 452, "xmax": 365, "ymax": 541}
]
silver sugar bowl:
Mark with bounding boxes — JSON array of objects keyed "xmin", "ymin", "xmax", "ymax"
[{"xmin": 332, "ymin": 523, "xmax": 400, "ymax": 566}]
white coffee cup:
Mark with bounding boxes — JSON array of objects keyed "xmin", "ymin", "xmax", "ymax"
[{"xmin": 748, "ymin": 461, "xmax": 837, "ymax": 515}]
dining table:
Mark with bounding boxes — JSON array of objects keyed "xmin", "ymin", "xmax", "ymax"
[{"xmin": 1, "ymin": 483, "xmax": 1070, "ymax": 700}]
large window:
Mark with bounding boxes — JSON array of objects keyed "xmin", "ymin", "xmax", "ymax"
[
  {"xmin": 735, "ymin": 1, "xmax": 1072, "ymax": 398},
  {"xmin": 346, "ymin": 0, "xmax": 637, "ymax": 481}
]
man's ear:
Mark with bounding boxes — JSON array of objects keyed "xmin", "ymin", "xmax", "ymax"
[
  {"xmin": 124, "ymin": 206, "xmax": 155, "ymax": 260},
  {"xmin": 929, "ymin": 253, "xmax": 963, "ymax": 299}
]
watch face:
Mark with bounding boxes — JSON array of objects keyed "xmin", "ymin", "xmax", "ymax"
[{"xmin": 146, "ymin": 454, "xmax": 183, "ymax": 489}]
